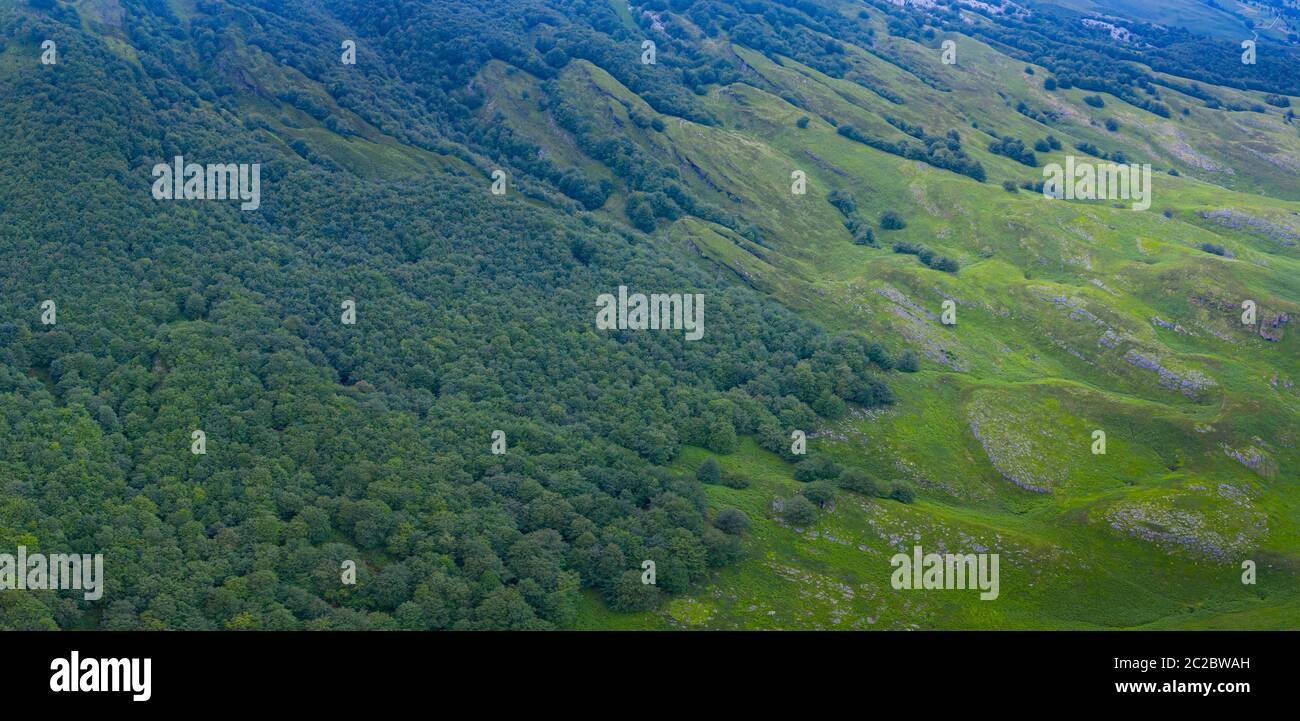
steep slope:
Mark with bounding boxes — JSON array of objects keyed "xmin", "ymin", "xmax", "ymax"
[
  {"xmin": 464, "ymin": 0, "xmax": 1300, "ymax": 629},
  {"xmin": 0, "ymin": 0, "xmax": 896, "ymax": 629},
  {"xmin": 0, "ymin": 0, "xmax": 1296, "ymax": 630}
]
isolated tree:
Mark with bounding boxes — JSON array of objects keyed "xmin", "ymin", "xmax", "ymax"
[
  {"xmin": 783, "ymin": 495, "xmax": 819, "ymax": 525},
  {"xmin": 838, "ymin": 469, "xmax": 879, "ymax": 496},
  {"xmin": 697, "ymin": 457, "xmax": 722, "ymax": 485},
  {"xmin": 803, "ymin": 480, "xmax": 836, "ymax": 508},
  {"xmin": 890, "ymin": 484, "xmax": 917, "ymax": 504},
  {"xmin": 714, "ymin": 508, "xmax": 751, "ymax": 535}
]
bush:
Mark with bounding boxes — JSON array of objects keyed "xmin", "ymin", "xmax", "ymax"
[
  {"xmin": 1084, "ymin": 95, "xmax": 1106, "ymax": 108},
  {"xmin": 826, "ymin": 189, "xmax": 857, "ymax": 216},
  {"xmin": 1002, "ymin": 180, "xmax": 1018, "ymax": 193},
  {"xmin": 714, "ymin": 508, "xmax": 752, "ymax": 535},
  {"xmin": 607, "ymin": 570, "xmax": 659, "ymax": 612},
  {"xmin": 796, "ymin": 115, "xmax": 810, "ymax": 128},
  {"xmin": 880, "ymin": 211, "xmax": 907, "ymax": 230},
  {"xmin": 838, "ymin": 469, "xmax": 879, "ymax": 496},
  {"xmin": 783, "ymin": 495, "xmax": 820, "ymax": 526},
  {"xmin": 926, "ymin": 255, "xmax": 959, "ymax": 273},
  {"xmin": 803, "ymin": 480, "xmax": 837, "ymax": 508},
  {"xmin": 696, "ymin": 457, "xmax": 722, "ymax": 484},
  {"xmin": 702, "ymin": 527, "xmax": 744, "ymax": 566},
  {"xmin": 793, "ymin": 456, "xmax": 843, "ymax": 482},
  {"xmin": 719, "ymin": 471, "xmax": 750, "ymax": 489},
  {"xmin": 890, "ymin": 484, "xmax": 916, "ymax": 504},
  {"xmin": 866, "ymin": 341, "xmax": 894, "ymax": 370},
  {"xmin": 1104, "ymin": 118, "xmax": 1119, "ymax": 132},
  {"xmin": 988, "ymin": 135, "xmax": 1037, "ymax": 166},
  {"xmin": 544, "ymin": 47, "xmax": 569, "ymax": 68},
  {"xmin": 892, "ymin": 242, "xmax": 958, "ymax": 272},
  {"xmin": 1074, "ymin": 142, "xmax": 1104, "ymax": 158},
  {"xmin": 1044, "ymin": 78, "xmax": 1057, "ymax": 91},
  {"xmin": 626, "ymin": 194, "xmax": 657, "ymax": 232},
  {"xmin": 895, "ymin": 349, "xmax": 920, "ymax": 373}
]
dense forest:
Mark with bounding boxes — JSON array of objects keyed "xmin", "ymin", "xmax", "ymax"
[{"xmin": 0, "ymin": 0, "xmax": 903, "ymax": 629}]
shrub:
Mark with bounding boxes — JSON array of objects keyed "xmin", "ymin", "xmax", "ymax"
[
  {"xmin": 838, "ymin": 469, "xmax": 879, "ymax": 496},
  {"xmin": 803, "ymin": 481, "xmax": 837, "ymax": 508},
  {"xmin": 793, "ymin": 456, "xmax": 843, "ymax": 482},
  {"xmin": 696, "ymin": 457, "xmax": 722, "ymax": 484},
  {"xmin": 702, "ymin": 527, "xmax": 744, "ymax": 566},
  {"xmin": 988, "ymin": 135, "xmax": 1037, "ymax": 166},
  {"xmin": 714, "ymin": 508, "xmax": 752, "ymax": 535},
  {"xmin": 880, "ymin": 211, "xmax": 907, "ymax": 230},
  {"xmin": 1074, "ymin": 142, "xmax": 1104, "ymax": 158},
  {"xmin": 626, "ymin": 194, "xmax": 657, "ymax": 232},
  {"xmin": 783, "ymin": 495, "xmax": 820, "ymax": 525},
  {"xmin": 720, "ymin": 472, "xmax": 750, "ymax": 489},
  {"xmin": 926, "ymin": 255, "xmax": 959, "ymax": 273},
  {"xmin": 890, "ymin": 484, "xmax": 916, "ymax": 504},
  {"xmin": 892, "ymin": 242, "xmax": 958, "ymax": 272},
  {"xmin": 826, "ymin": 189, "xmax": 857, "ymax": 216},
  {"xmin": 608, "ymin": 570, "xmax": 659, "ymax": 612},
  {"xmin": 866, "ymin": 341, "xmax": 894, "ymax": 370}
]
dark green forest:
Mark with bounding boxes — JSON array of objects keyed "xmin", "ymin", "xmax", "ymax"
[{"xmin": 0, "ymin": 0, "xmax": 900, "ymax": 629}]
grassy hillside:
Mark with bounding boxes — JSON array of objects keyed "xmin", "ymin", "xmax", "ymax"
[{"xmin": 508, "ymin": 1, "xmax": 1300, "ymax": 629}]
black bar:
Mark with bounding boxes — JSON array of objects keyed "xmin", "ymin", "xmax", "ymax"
[{"xmin": 2, "ymin": 631, "xmax": 1287, "ymax": 710}]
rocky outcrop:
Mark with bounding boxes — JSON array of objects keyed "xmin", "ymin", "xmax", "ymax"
[
  {"xmin": 1199, "ymin": 209, "xmax": 1300, "ymax": 247},
  {"xmin": 1103, "ymin": 485, "xmax": 1266, "ymax": 561},
  {"xmin": 1122, "ymin": 349, "xmax": 1216, "ymax": 398}
]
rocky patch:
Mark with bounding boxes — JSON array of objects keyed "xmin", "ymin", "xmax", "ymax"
[{"xmin": 1102, "ymin": 485, "xmax": 1266, "ymax": 562}]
